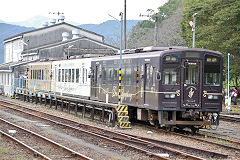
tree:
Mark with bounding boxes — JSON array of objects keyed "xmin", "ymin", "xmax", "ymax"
[
  {"xmin": 128, "ymin": 0, "xmax": 185, "ymax": 48},
  {"xmin": 181, "ymin": 0, "xmax": 240, "ymax": 86}
]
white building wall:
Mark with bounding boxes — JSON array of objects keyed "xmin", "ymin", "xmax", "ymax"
[
  {"xmin": 5, "ymin": 42, "xmax": 12, "ymax": 63},
  {"xmin": 4, "ymin": 38, "xmax": 23, "ymax": 63}
]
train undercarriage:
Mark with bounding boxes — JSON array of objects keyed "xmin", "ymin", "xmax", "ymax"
[{"xmin": 133, "ymin": 108, "xmax": 220, "ymax": 134}]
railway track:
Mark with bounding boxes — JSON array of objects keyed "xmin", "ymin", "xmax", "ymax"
[
  {"xmin": 0, "ymin": 117, "xmax": 92, "ymax": 160},
  {"xmin": 133, "ymin": 121, "xmax": 240, "ymax": 153},
  {"xmin": 0, "ymin": 99, "xmax": 229, "ymax": 160},
  {"xmin": 220, "ymin": 114, "xmax": 240, "ymax": 122}
]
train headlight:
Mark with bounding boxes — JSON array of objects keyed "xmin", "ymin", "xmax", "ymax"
[
  {"xmin": 208, "ymin": 95, "xmax": 213, "ymax": 99},
  {"xmin": 170, "ymin": 94, "xmax": 176, "ymax": 98},
  {"xmin": 164, "ymin": 94, "xmax": 175, "ymax": 99},
  {"xmin": 208, "ymin": 95, "xmax": 218, "ymax": 100}
]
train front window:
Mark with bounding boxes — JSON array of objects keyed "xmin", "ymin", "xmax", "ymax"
[
  {"xmin": 204, "ymin": 55, "xmax": 220, "ymax": 86},
  {"xmin": 162, "ymin": 54, "xmax": 180, "ymax": 85}
]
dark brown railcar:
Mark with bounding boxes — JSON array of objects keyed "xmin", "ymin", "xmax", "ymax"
[{"xmin": 90, "ymin": 47, "xmax": 223, "ymax": 130}]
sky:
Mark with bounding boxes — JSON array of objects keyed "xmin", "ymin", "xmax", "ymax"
[{"xmin": 0, "ymin": 0, "xmax": 168, "ymax": 24}]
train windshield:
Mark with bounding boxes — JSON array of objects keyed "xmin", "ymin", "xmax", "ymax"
[
  {"xmin": 162, "ymin": 54, "xmax": 180, "ymax": 85},
  {"xmin": 204, "ymin": 55, "xmax": 220, "ymax": 86}
]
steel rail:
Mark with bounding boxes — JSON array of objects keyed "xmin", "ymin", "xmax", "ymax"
[
  {"xmin": 115, "ymin": 132, "xmax": 228, "ymax": 159},
  {"xmin": 220, "ymin": 114, "xmax": 240, "ymax": 122},
  {"xmin": 134, "ymin": 122, "xmax": 240, "ymax": 152},
  {"xmin": 0, "ymin": 117, "xmax": 92, "ymax": 160},
  {"xmin": 0, "ymin": 130, "xmax": 52, "ymax": 160},
  {"xmin": 0, "ymin": 100, "xmax": 219, "ymax": 160},
  {"xmin": 0, "ymin": 102, "xmax": 169, "ymax": 160}
]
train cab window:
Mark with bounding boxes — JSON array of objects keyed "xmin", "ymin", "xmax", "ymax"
[
  {"xmin": 31, "ymin": 70, "xmax": 33, "ymax": 79},
  {"xmin": 76, "ymin": 69, "xmax": 79, "ymax": 83},
  {"xmin": 204, "ymin": 55, "xmax": 220, "ymax": 86},
  {"xmin": 185, "ymin": 63, "xmax": 199, "ymax": 84},
  {"xmin": 162, "ymin": 54, "xmax": 180, "ymax": 85}
]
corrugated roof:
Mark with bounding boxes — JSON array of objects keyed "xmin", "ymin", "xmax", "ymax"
[{"xmin": 3, "ymin": 22, "xmax": 104, "ymax": 42}]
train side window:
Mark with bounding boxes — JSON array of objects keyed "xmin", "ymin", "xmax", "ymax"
[
  {"xmin": 102, "ymin": 67, "xmax": 106, "ymax": 84},
  {"xmin": 31, "ymin": 70, "xmax": 32, "ymax": 79},
  {"xmin": 65, "ymin": 69, "xmax": 68, "ymax": 82},
  {"xmin": 42, "ymin": 70, "xmax": 44, "ymax": 80},
  {"xmin": 76, "ymin": 69, "xmax": 79, "ymax": 83},
  {"xmin": 62, "ymin": 69, "xmax": 64, "ymax": 82},
  {"xmin": 72, "ymin": 69, "xmax": 75, "ymax": 83},
  {"xmin": 85, "ymin": 69, "xmax": 87, "ymax": 83},
  {"xmin": 152, "ymin": 67, "xmax": 156, "ymax": 86},
  {"xmin": 68, "ymin": 69, "xmax": 71, "ymax": 82},
  {"xmin": 113, "ymin": 68, "xmax": 118, "ymax": 84},
  {"xmin": 58, "ymin": 69, "xmax": 61, "ymax": 82},
  {"xmin": 126, "ymin": 67, "xmax": 131, "ymax": 85},
  {"xmin": 82, "ymin": 68, "xmax": 85, "ymax": 84},
  {"xmin": 108, "ymin": 68, "xmax": 112, "ymax": 84},
  {"xmin": 121, "ymin": 67, "xmax": 125, "ymax": 85}
]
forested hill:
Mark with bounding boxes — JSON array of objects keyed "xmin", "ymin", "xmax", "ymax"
[
  {"xmin": 181, "ymin": 0, "xmax": 240, "ymax": 85},
  {"xmin": 127, "ymin": 0, "xmax": 186, "ymax": 48}
]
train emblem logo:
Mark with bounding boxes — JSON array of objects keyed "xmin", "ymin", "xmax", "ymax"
[{"xmin": 187, "ymin": 86, "xmax": 197, "ymax": 99}]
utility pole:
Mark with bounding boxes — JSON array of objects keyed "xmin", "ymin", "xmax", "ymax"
[
  {"xmin": 108, "ymin": 13, "xmax": 123, "ymax": 105},
  {"xmin": 153, "ymin": 13, "xmax": 158, "ymax": 47},
  {"xmin": 227, "ymin": 53, "xmax": 231, "ymax": 111},
  {"xmin": 119, "ymin": 12, "xmax": 123, "ymax": 105},
  {"xmin": 140, "ymin": 10, "xmax": 165, "ymax": 47},
  {"xmin": 124, "ymin": 0, "xmax": 127, "ymax": 49},
  {"xmin": 192, "ymin": 13, "xmax": 198, "ymax": 48}
]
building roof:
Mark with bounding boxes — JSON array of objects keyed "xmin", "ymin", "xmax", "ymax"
[
  {"xmin": 3, "ymin": 22, "xmax": 104, "ymax": 42},
  {"xmin": 21, "ymin": 36, "xmax": 119, "ymax": 54}
]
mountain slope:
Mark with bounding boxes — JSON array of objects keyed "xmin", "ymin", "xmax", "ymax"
[
  {"xmin": 79, "ymin": 20, "xmax": 141, "ymax": 47},
  {"xmin": 3, "ymin": 16, "xmax": 80, "ymax": 28},
  {"xmin": 0, "ymin": 23, "xmax": 34, "ymax": 64}
]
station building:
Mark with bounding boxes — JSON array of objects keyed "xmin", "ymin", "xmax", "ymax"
[{"xmin": 0, "ymin": 18, "xmax": 118, "ymax": 96}]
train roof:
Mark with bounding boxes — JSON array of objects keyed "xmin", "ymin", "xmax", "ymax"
[{"xmin": 92, "ymin": 47, "xmax": 222, "ymax": 61}]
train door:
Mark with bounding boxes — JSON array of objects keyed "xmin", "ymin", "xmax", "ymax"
[
  {"xmin": 143, "ymin": 63, "xmax": 151, "ymax": 105},
  {"xmin": 181, "ymin": 60, "xmax": 202, "ymax": 108},
  {"xmin": 93, "ymin": 66, "xmax": 98, "ymax": 97}
]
